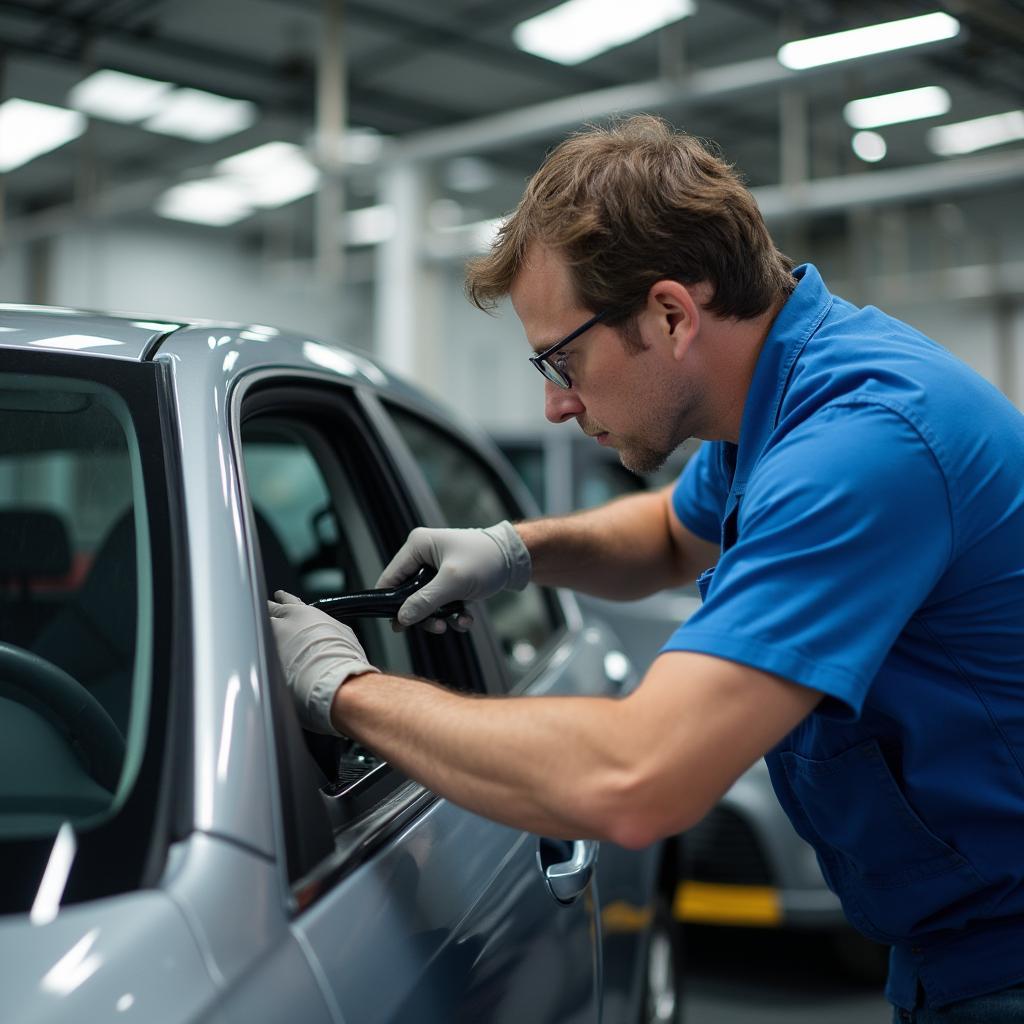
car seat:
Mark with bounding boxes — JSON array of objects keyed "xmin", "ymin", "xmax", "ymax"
[{"xmin": 31, "ymin": 512, "xmax": 136, "ymax": 733}]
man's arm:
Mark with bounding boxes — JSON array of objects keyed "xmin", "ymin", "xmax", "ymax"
[
  {"xmin": 332, "ymin": 652, "xmax": 820, "ymax": 847},
  {"xmin": 518, "ymin": 485, "xmax": 720, "ymax": 600}
]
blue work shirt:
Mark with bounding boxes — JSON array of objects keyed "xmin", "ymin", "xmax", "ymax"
[{"xmin": 664, "ymin": 264, "xmax": 1024, "ymax": 1010}]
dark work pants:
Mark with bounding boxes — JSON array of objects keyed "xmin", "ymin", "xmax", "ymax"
[{"xmin": 893, "ymin": 985, "xmax": 1024, "ymax": 1023}]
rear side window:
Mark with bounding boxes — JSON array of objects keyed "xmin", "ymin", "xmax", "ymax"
[{"xmin": 387, "ymin": 406, "xmax": 562, "ymax": 687}]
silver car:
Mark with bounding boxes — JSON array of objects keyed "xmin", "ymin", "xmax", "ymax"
[{"xmin": 0, "ymin": 308, "xmax": 679, "ymax": 1023}]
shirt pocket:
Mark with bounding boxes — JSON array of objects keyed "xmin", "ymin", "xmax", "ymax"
[{"xmin": 778, "ymin": 739, "xmax": 988, "ymax": 942}]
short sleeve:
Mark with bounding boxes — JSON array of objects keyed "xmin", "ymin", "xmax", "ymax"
[
  {"xmin": 672, "ymin": 442, "xmax": 729, "ymax": 545},
  {"xmin": 662, "ymin": 403, "xmax": 953, "ymax": 718}
]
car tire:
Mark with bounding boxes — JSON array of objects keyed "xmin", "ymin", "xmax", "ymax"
[{"xmin": 639, "ymin": 885, "xmax": 685, "ymax": 1024}]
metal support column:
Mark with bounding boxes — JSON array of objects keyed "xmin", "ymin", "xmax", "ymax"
[
  {"xmin": 375, "ymin": 160, "xmax": 443, "ymax": 391},
  {"xmin": 316, "ymin": 0, "xmax": 346, "ymax": 284},
  {"xmin": 995, "ymin": 298, "xmax": 1019, "ymax": 407},
  {"xmin": 778, "ymin": 12, "xmax": 809, "ymax": 257},
  {"xmin": 658, "ymin": 21, "xmax": 687, "ymax": 82}
]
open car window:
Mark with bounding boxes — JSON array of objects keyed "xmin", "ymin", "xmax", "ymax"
[
  {"xmin": 241, "ymin": 415, "xmax": 419, "ymax": 841},
  {"xmin": 237, "ymin": 393, "xmax": 481, "ymax": 892},
  {"xmin": 386, "ymin": 405, "xmax": 564, "ymax": 690},
  {"xmin": 242, "ymin": 417, "xmax": 414, "ymax": 678}
]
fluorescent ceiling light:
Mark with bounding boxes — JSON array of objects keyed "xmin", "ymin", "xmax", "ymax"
[
  {"xmin": 69, "ymin": 69, "xmax": 172, "ymax": 123},
  {"xmin": 157, "ymin": 141, "xmax": 321, "ymax": 226},
  {"xmin": 844, "ymin": 86, "xmax": 951, "ymax": 129},
  {"xmin": 0, "ymin": 99, "xmax": 86, "ymax": 172},
  {"xmin": 514, "ymin": 0, "xmax": 696, "ymax": 65},
  {"xmin": 156, "ymin": 179, "xmax": 253, "ymax": 226},
  {"xmin": 144, "ymin": 88, "xmax": 256, "ymax": 142},
  {"xmin": 928, "ymin": 110, "xmax": 1024, "ymax": 156},
  {"xmin": 215, "ymin": 142, "xmax": 320, "ymax": 208},
  {"xmin": 851, "ymin": 131, "xmax": 887, "ymax": 163},
  {"xmin": 778, "ymin": 12, "xmax": 959, "ymax": 70}
]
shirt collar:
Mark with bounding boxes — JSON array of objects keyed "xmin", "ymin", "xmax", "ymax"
[{"xmin": 730, "ymin": 263, "xmax": 833, "ymax": 493}]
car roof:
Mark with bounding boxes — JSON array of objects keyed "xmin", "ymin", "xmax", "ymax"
[
  {"xmin": 0, "ymin": 302, "xmax": 460, "ymax": 429},
  {"xmin": 0, "ymin": 303, "xmax": 390, "ymax": 384},
  {"xmin": 0, "ymin": 304, "xmax": 187, "ymax": 361}
]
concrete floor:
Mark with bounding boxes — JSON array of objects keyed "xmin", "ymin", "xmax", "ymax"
[{"xmin": 681, "ymin": 925, "xmax": 892, "ymax": 1023}]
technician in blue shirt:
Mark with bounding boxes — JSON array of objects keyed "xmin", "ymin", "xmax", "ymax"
[{"xmin": 269, "ymin": 116, "xmax": 1024, "ymax": 1021}]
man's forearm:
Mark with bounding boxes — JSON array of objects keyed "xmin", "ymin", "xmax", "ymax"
[
  {"xmin": 333, "ymin": 671, "xmax": 640, "ymax": 842},
  {"xmin": 517, "ymin": 489, "xmax": 695, "ymax": 600},
  {"xmin": 331, "ymin": 652, "xmax": 820, "ymax": 849}
]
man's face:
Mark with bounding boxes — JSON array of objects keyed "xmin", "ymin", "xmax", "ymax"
[{"xmin": 510, "ymin": 245, "xmax": 701, "ymax": 474}]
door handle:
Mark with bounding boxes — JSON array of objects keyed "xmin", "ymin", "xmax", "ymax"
[{"xmin": 537, "ymin": 838, "xmax": 599, "ymax": 905}]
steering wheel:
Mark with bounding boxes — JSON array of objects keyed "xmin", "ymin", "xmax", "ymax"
[{"xmin": 0, "ymin": 641, "xmax": 126, "ymax": 792}]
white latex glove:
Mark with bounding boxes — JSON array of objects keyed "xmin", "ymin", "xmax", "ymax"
[
  {"xmin": 375, "ymin": 520, "xmax": 531, "ymax": 632},
  {"xmin": 268, "ymin": 591, "xmax": 379, "ymax": 735}
]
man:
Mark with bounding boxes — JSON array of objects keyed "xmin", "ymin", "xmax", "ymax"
[{"xmin": 270, "ymin": 116, "xmax": 1024, "ymax": 1021}]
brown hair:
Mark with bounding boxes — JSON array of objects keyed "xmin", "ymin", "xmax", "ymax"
[{"xmin": 466, "ymin": 115, "xmax": 793, "ymax": 330}]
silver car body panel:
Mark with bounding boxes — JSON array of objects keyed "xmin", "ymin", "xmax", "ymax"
[
  {"xmin": 0, "ymin": 306, "xmax": 181, "ymax": 361},
  {"xmin": 297, "ymin": 619, "xmax": 629, "ymax": 1024},
  {"xmin": 0, "ymin": 885, "xmax": 216, "ymax": 1023},
  {"xmin": 152, "ymin": 326, "xmax": 399, "ymax": 857}
]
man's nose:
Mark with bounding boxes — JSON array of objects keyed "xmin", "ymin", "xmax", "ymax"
[{"xmin": 544, "ymin": 380, "xmax": 585, "ymax": 423}]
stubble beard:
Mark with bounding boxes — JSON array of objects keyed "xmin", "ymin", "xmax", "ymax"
[
  {"xmin": 614, "ymin": 377, "xmax": 701, "ymax": 475},
  {"xmin": 617, "ymin": 442, "xmax": 674, "ymax": 475}
]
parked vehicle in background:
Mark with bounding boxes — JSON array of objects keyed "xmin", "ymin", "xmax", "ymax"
[
  {"xmin": 0, "ymin": 307, "xmax": 676, "ymax": 1023},
  {"xmin": 494, "ymin": 429, "xmax": 888, "ymax": 983}
]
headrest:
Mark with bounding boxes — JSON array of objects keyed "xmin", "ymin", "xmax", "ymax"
[{"xmin": 0, "ymin": 509, "xmax": 72, "ymax": 577}]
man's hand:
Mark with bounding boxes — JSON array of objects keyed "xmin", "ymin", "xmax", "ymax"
[
  {"xmin": 375, "ymin": 521, "xmax": 531, "ymax": 632},
  {"xmin": 268, "ymin": 591, "xmax": 379, "ymax": 735}
]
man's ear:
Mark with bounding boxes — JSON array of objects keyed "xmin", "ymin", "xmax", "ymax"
[{"xmin": 646, "ymin": 279, "xmax": 704, "ymax": 360}]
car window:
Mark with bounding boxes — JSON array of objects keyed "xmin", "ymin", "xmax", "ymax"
[
  {"xmin": 241, "ymin": 415, "xmax": 422, "ymax": 844},
  {"xmin": 0, "ymin": 375, "xmax": 152, "ymax": 837},
  {"xmin": 387, "ymin": 406, "xmax": 563, "ymax": 688}
]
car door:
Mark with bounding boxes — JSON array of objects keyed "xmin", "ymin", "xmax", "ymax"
[
  {"xmin": 372, "ymin": 396, "xmax": 668, "ymax": 1024},
  {"xmin": 235, "ymin": 377, "xmax": 601, "ymax": 1024},
  {"xmin": 372, "ymin": 397, "xmax": 675, "ymax": 1024}
]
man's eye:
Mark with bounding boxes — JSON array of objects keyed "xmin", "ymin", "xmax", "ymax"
[{"xmin": 553, "ymin": 352, "xmax": 570, "ymax": 370}]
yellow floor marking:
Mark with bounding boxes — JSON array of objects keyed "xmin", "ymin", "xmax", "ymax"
[{"xmin": 674, "ymin": 881, "xmax": 782, "ymax": 927}]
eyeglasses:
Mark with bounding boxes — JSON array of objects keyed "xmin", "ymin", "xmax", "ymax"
[{"xmin": 528, "ymin": 308, "xmax": 611, "ymax": 390}]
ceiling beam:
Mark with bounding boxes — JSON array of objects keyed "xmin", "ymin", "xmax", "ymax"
[
  {"xmin": 755, "ymin": 148, "xmax": 1024, "ymax": 220},
  {"xmin": 385, "ymin": 36, "xmax": 961, "ymax": 164}
]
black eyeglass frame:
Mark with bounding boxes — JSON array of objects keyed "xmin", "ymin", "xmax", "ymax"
[{"xmin": 528, "ymin": 308, "xmax": 612, "ymax": 390}]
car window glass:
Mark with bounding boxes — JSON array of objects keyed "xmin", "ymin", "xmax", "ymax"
[
  {"xmin": 387, "ymin": 406, "xmax": 562, "ymax": 687},
  {"xmin": 0, "ymin": 377, "xmax": 151, "ymax": 837}
]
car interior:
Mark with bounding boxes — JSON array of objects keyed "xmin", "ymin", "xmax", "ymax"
[{"xmin": 0, "ymin": 383, "xmax": 143, "ymax": 831}]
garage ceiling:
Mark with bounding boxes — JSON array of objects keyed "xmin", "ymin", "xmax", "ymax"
[{"xmin": 0, "ymin": 0, "xmax": 1022, "ymax": 235}]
